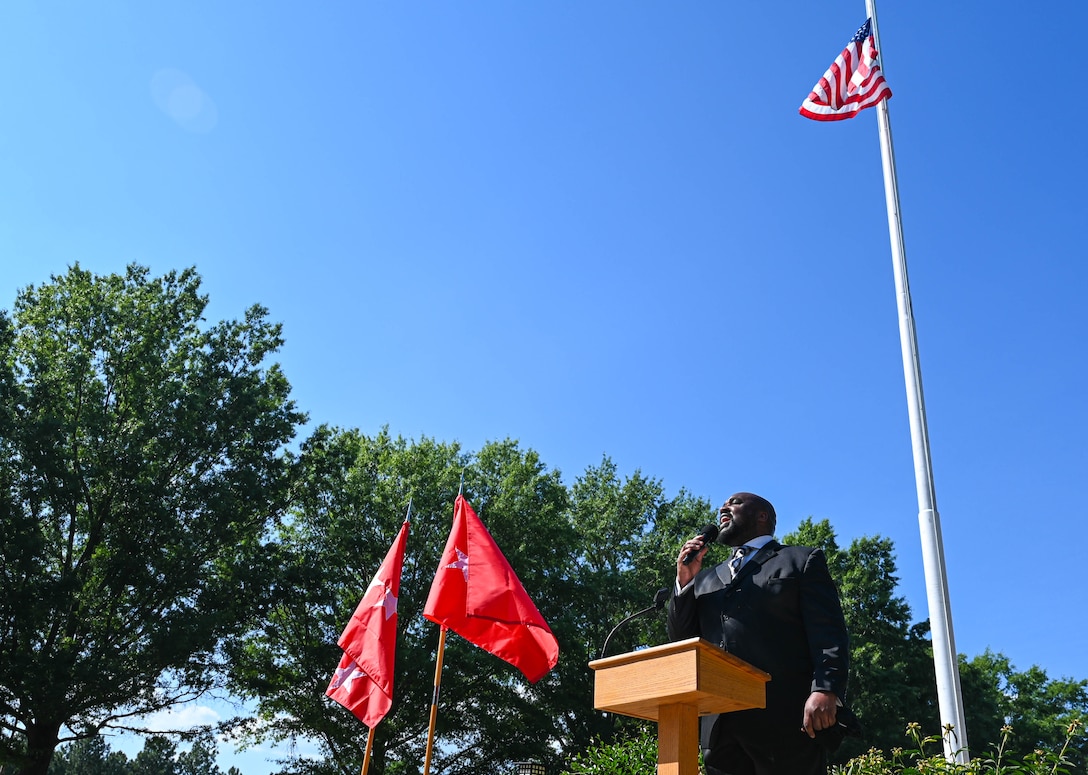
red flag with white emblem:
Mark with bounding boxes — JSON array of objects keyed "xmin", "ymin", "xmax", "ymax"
[
  {"xmin": 326, "ymin": 521, "xmax": 409, "ymax": 727},
  {"xmin": 423, "ymin": 495, "xmax": 558, "ymax": 683}
]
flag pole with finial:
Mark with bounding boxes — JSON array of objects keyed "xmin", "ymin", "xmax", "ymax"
[
  {"xmin": 359, "ymin": 498, "xmax": 413, "ymax": 775},
  {"xmin": 864, "ymin": 0, "xmax": 969, "ymax": 761},
  {"xmin": 422, "ymin": 478, "xmax": 462, "ymax": 775}
]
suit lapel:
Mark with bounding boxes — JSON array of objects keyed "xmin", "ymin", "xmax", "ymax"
[
  {"xmin": 694, "ymin": 560, "xmax": 732, "ymax": 596},
  {"xmin": 694, "ymin": 539, "xmax": 781, "ymax": 596},
  {"xmin": 730, "ymin": 540, "xmax": 781, "ymax": 585}
]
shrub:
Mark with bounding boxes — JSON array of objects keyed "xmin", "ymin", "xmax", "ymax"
[
  {"xmin": 832, "ymin": 719, "xmax": 1085, "ymax": 775},
  {"xmin": 559, "ymin": 718, "xmax": 1085, "ymax": 775},
  {"xmin": 560, "ymin": 727, "xmax": 659, "ymax": 775}
]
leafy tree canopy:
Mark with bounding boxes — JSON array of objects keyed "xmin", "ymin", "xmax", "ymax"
[
  {"xmin": 0, "ymin": 265, "xmax": 305, "ymax": 775},
  {"xmin": 225, "ymin": 430, "xmax": 707, "ymax": 775},
  {"xmin": 46, "ymin": 735, "xmax": 241, "ymax": 775},
  {"xmin": 4, "ymin": 265, "xmax": 1083, "ymax": 775}
]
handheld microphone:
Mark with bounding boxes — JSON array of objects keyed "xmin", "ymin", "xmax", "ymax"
[
  {"xmin": 598, "ymin": 587, "xmax": 671, "ymax": 659},
  {"xmin": 681, "ymin": 523, "xmax": 720, "ymax": 565}
]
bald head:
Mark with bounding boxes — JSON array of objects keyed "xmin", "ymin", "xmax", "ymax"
[
  {"xmin": 746, "ymin": 493, "xmax": 776, "ymax": 531},
  {"xmin": 717, "ymin": 492, "xmax": 777, "ymax": 546}
]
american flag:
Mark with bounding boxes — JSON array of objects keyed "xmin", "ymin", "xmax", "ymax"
[{"xmin": 800, "ymin": 19, "xmax": 892, "ymax": 121}]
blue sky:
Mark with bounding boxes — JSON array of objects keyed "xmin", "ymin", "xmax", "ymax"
[{"xmin": 3, "ymin": 1, "xmax": 1086, "ymax": 771}]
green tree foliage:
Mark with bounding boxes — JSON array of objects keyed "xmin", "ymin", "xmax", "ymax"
[
  {"xmin": 225, "ymin": 428, "xmax": 570, "ymax": 775},
  {"xmin": 174, "ymin": 739, "xmax": 228, "ymax": 775},
  {"xmin": 5, "ymin": 265, "xmax": 1084, "ymax": 775},
  {"xmin": 559, "ymin": 517, "xmax": 1086, "ymax": 774},
  {"xmin": 959, "ymin": 650, "xmax": 1087, "ymax": 771},
  {"xmin": 562, "ymin": 458, "xmax": 710, "ymax": 750},
  {"xmin": 45, "ymin": 737, "xmax": 129, "ymax": 775},
  {"xmin": 786, "ymin": 520, "xmax": 939, "ymax": 762},
  {"xmin": 46, "ymin": 736, "xmax": 238, "ymax": 775},
  {"xmin": 569, "ymin": 458, "xmax": 711, "ymax": 658},
  {"xmin": 225, "ymin": 433, "xmax": 705, "ymax": 775},
  {"xmin": 784, "ymin": 519, "xmax": 1087, "ymax": 768},
  {"xmin": 127, "ymin": 737, "xmax": 178, "ymax": 775},
  {"xmin": 559, "ymin": 725, "xmax": 659, "ymax": 775},
  {"xmin": 0, "ymin": 266, "xmax": 304, "ymax": 775}
]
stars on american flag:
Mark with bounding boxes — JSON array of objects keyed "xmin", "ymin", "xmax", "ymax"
[
  {"xmin": 851, "ymin": 18, "xmax": 873, "ymax": 43},
  {"xmin": 799, "ymin": 17, "xmax": 892, "ymax": 121}
]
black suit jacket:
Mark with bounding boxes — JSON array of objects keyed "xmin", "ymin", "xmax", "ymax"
[{"xmin": 667, "ymin": 541, "xmax": 849, "ymax": 732}]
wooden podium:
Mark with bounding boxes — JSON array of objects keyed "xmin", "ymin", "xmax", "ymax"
[{"xmin": 589, "ymin": 638, "xmax": 770, "ymax": 775}]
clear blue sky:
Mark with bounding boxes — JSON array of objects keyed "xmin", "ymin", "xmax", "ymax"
[{"xmin": 4, "ymin": 1, "xmax": 1086, "ymax": 771}]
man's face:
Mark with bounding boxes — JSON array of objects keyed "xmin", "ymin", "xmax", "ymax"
[{"xmin": 716, "ymin": 492, "xmax": 769, "ymax": 547}]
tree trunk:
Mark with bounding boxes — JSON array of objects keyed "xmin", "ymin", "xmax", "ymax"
[{"xmin": 18, "ymin": 720, "xmax": 61, "ymax": 775}]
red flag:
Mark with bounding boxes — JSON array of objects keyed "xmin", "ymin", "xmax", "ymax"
[
  {"xmin": 800, "ymin": 19, "xmax": 892, "ymax": 121},
  {"xmin": 326, "ymin": 521, "xmax": 409, "ymax": 728},
  {"xmin": 423, "ymin": 495, "xmax": 559, "ymax": 683}
]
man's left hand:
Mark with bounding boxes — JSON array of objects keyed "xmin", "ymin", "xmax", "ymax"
[{"xmin": 801, "ymin": 691, "xmax": 839, "ymax": 739}]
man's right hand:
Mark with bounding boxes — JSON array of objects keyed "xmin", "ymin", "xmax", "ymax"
[{"xmin": 676, "ymin": 535, "xmax": 710, "ymax": 588}]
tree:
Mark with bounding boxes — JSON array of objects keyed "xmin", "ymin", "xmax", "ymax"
[
  {"xmin": 128, "ymin": 737, "xmax": 178, "ymax": 775},
  {"xmin": 959, "ymin": 649, "xmax": 1087, "ymax": 771},
  {"xmin": 175, "ymin": 739, "xmax": 226, "ymax": 775},
  {"xmin": 783, "ymin": 519, "xmax": 1088, "ymax": 767},
  {"xmin": 568, "ymin": 457, "xmax": 706, "ymax": 660},
  {"xmin": 564, "ymin": 457, "xmax": 710, "ymax": 748},
  {"xmin": 46, "ymin": 736, "xmax": 234, "ymax": 775},
  {"xmin": 784, "ymin": 519, "xmax": 937, "ymax": 762},
  {"xmin": 0, "ymin": 266, "xmax": 304, "ymax": 775},
  {"xmin": 223, "ymin": 433, "xmax": 1086, "ymax": 772},
  {"xmin": 227, "ymin": 428, "xmax": 583, "ymax": 775},
  {"xmin": 224, "ymin": 427, "xmax": 469, "ymax": 775},
  {"xmin": 45, "ymin": 737, "xmax": 128, "ymax": 775},
  {"xmin": 226, "ymin": 434, "xmax": 709, "ymax": 775}
]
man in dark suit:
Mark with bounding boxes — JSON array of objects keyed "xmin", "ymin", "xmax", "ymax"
[{"xmin": 667, "ymin": 492, "xmax": 850, "ymax": 775}]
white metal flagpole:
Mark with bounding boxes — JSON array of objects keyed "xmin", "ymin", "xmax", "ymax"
[{"xmin": 864, "ymin": 0, "xmax": 970, "ymax": 762}]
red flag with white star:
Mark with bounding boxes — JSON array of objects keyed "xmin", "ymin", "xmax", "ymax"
[
  {"xmin": 423, "ymin": 495, "xmax": 558, "ymax": 683},
  {"xmin": 326, "ymin": 520, "xmax": 409, "ymax": 727}
]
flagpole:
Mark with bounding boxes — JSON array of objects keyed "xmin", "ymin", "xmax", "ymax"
[
  {"xmin": 360, "ymin": 726, "xmax": 375, "ymax": 775},
  {"xmin": 422, "ymin": 626, "xmax": 448, "ymax": 775},
  {"xmin": 865, "ymin": 0, "xmax": 969, "ymax": 762}
]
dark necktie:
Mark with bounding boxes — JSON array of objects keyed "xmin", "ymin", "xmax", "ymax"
[{"xmin": 729, "ymin": 545, "xmax": 753, "ymax": 578}]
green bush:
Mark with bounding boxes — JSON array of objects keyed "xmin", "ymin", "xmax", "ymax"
[
  {"xmin": 559, "ymin": 719, "xmax": 1085, "ymax": 775},
  {"xmin": 832, "ymin": 719, "xmax": 1085, "ymax": 775},
  {"xmin": 560, "ymin": 726, "xmax": 659, "ymax": 775}
]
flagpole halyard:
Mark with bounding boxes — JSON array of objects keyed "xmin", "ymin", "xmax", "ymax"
[
  {"xmin": 422, "ymin": 626, "xmax": 448, "ymax": 775},
  {"xmin": 864, "ymin": 0, "xmax": 970, "ymax": 762}
]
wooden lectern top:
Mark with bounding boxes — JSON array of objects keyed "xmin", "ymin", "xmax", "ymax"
[{"xmin": 589, "ymin": 637, "xmax": 770, "ymax": 722}]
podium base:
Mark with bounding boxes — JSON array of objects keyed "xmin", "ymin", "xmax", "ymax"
[{"xmin": 657, "ymin": 702, "xmax": 699, "ymax": 775}]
